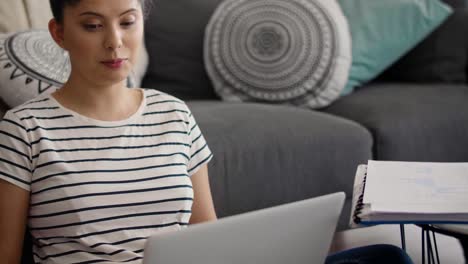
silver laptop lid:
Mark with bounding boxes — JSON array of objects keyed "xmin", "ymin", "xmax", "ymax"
[{"xmin": 143, "ymin": 192, "xmax": 345, "ymax": 264}]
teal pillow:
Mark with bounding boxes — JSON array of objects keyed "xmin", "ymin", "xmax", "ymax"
[{"xmin": 339, "ymin": 0, "xmax": 453, "ymax": 95}]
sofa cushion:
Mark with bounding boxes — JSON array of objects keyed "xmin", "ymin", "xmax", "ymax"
[
  {"xmin": 379, "ymin": 8, "xmax": 468, "ymax": 85},
  {"xmin": 324, "ymin": 83, "xmax": 468, "ymax": 162},
  {"xmin": 186, "ymin": 100, "xmax": 372, "ymax": 229},
  {"xmin": 204, "ymin": 0, "xmax": 351, "ymax": 109},
  {"xmin": 0, "ymin": 1, "xmax": 30, "ymax": 33},
  {"xmin": 443, "ymin": 0, "xmax": 467, "ymax": 7},
  {"xmin": 0, "ymin": 0, "xmax": 53, "ymax": 33},
  {"xmin": 338, "ymin": 0, "xmax": 453, "ymax": 95},
  {"xmin": 0, "ymin": 30, "xmax": 67, "ymax": 108},
  {"xmin": 143, "ymin": 0, "xmax": 222, "ymax": 100}
]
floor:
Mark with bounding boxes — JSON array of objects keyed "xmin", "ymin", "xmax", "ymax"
[{"xmin": 330, "ymin": 224, "xmax": 466, "ymax": 264}]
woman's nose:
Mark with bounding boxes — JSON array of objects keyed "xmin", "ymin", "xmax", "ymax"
[{"xmin": 104, "ymin": 27, "xmax": 123, "ymax": 51}]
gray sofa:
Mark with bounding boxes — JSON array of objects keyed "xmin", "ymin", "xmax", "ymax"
[
  {"xmin": 10, "ymin": 0, "xmax": 468, "ymax": 262},
  {"xmin": 141, "ymin": 0, "xmax": 468, "ymax": 259},
  {"xmin": 141, "ymin": 0, "xmax": 468, "ymax": 229}
]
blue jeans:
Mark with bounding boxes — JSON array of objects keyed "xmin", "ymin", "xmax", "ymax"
[{"xmin": 325, "ymin": 244, "xmax": 414, "ymax": 264}]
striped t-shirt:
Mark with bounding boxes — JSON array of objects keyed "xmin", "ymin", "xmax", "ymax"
[{"xmin": 0, "ymin": 88, "xmax": 213, "ymax": 263}]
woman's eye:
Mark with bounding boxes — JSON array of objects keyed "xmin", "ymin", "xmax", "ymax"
[
  {"xmin": 121, "ymin": 21, "xmax": 135, "ymax": 27},
  {"xmin": 84, "ymin": 24, "xmax": 102, "ymax": 31}
]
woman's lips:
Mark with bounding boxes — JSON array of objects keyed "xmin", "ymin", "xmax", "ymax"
[{"xmin": 101, "ymin": 59, "xmax": 126, "ymax": 69}]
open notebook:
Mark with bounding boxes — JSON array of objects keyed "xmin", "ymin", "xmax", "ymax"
[{"xmin": 350, "ymin": 160, "xmax": 468, "ymax": 227}]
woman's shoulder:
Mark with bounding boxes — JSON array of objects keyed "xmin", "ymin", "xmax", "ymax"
[
  {"xmin": 5, "ymin": 93, "xmax": 54, "ymax": 120},
  {"xmin": 142, "ymin": 88, "xmax": 190, "ymax": 111}
]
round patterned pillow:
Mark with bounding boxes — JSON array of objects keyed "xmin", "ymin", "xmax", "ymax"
[
  {"xmin": 0, "ymin": 30, "xmax": 69, "ymax": 108},
  {"xmin": 0, "ymin": 30, "xmax": 142, "ymax": 108},
  {"xmin": 204, "ymin": 0, "xmax": 351, "ymax": 108}
]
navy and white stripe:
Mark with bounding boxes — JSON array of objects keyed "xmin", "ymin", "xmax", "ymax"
[{"xmin": 0, "ymin": 88, "xmax": 213, "ymax": 263}]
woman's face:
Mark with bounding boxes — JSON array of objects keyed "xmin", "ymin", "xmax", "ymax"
[{"xmin": 55, "ymin": 0, "xmax": 144, "ymax": 87}]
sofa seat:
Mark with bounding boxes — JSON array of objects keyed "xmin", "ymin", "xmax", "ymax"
[
  {"xmin": 187, "ymin": 101, "xmax": 372, "ymax": 230},
  {"xmin": 325, "ymin": 83, "xmax": 468, "ymax": 162}
]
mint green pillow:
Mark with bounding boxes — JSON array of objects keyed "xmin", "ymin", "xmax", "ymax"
[{"xmin": 339, "ymin": 0, "xmax": 453, "ymax": 95}]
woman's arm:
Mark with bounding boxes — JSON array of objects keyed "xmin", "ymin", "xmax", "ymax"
[
  {"xmin": 189, "ymin": 164, "xmax": 217, "ymax": 224},
  {"xmin": 0, "ymin": 180, "xmax": 30, "ymax": 263}
]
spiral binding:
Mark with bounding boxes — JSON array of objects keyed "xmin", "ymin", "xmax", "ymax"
[{"xmin": 353, "ymin": 170, "xmax": 368, "ymax": 224}]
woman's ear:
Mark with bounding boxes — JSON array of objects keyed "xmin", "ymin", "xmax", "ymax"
[{"xmin": 48, "ymin": 19, "xmax": 66, "ymax": 50}]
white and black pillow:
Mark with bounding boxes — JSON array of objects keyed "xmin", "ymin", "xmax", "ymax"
[
  {"xmin": 0, "ymin": 30, "xmax": 147, "ymax": 108},
  {"xmin": 204, "ymin": 0, "xmax": 351, "ymax": 109},
  {"xmin": 0, "ymin": 30, "xmax": 68, "ymax": 108}
]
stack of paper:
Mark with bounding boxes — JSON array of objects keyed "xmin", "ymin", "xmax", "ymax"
[{"xmin": 351, "ymin": 160, "xmax": 468, "ymax": 225}]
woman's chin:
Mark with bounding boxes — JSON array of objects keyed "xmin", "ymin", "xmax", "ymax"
[
  {"xmin": 93, "ymin": 74, "xmax": 129, "ymax": 87},
  {"xmin": 98, "ymin": 68, "xmax": 130, "ymax": 84}
]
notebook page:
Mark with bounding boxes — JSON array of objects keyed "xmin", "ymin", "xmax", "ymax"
[{"xmin": 363, "ymin": 160, "xmax": 468, "ymax": 214}]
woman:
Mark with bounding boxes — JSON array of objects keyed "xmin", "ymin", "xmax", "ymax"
[
  {"xmin": 0, "ymin": 0, "xmax": 413, "ymax": 263},
  {"xmin": 0, "ymin": 0, "xmax": 216, "ymax": 262}
]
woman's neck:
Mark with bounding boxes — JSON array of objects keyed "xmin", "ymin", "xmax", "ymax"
[{"xmin": 51, "ymin": 76, "xmax": 142, "ymax": 122}]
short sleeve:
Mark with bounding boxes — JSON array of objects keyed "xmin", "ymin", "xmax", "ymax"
[
  {"xmin": 0, "ymin": 110, "xmax": 32, "ymax": 191},
  {"xmin": 186, "ymin": 109, "xmax": 213, "ymax": 176}
]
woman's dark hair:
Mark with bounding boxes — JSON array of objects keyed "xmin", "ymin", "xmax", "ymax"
[{"xmin": 49, "ymin": 0, "xmax": 149, "ymax": 23}]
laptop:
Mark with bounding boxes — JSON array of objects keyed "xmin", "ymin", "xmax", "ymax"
[{"xmin": 143, "ymin": 192, "xmax": 345, "ymax": 264}]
